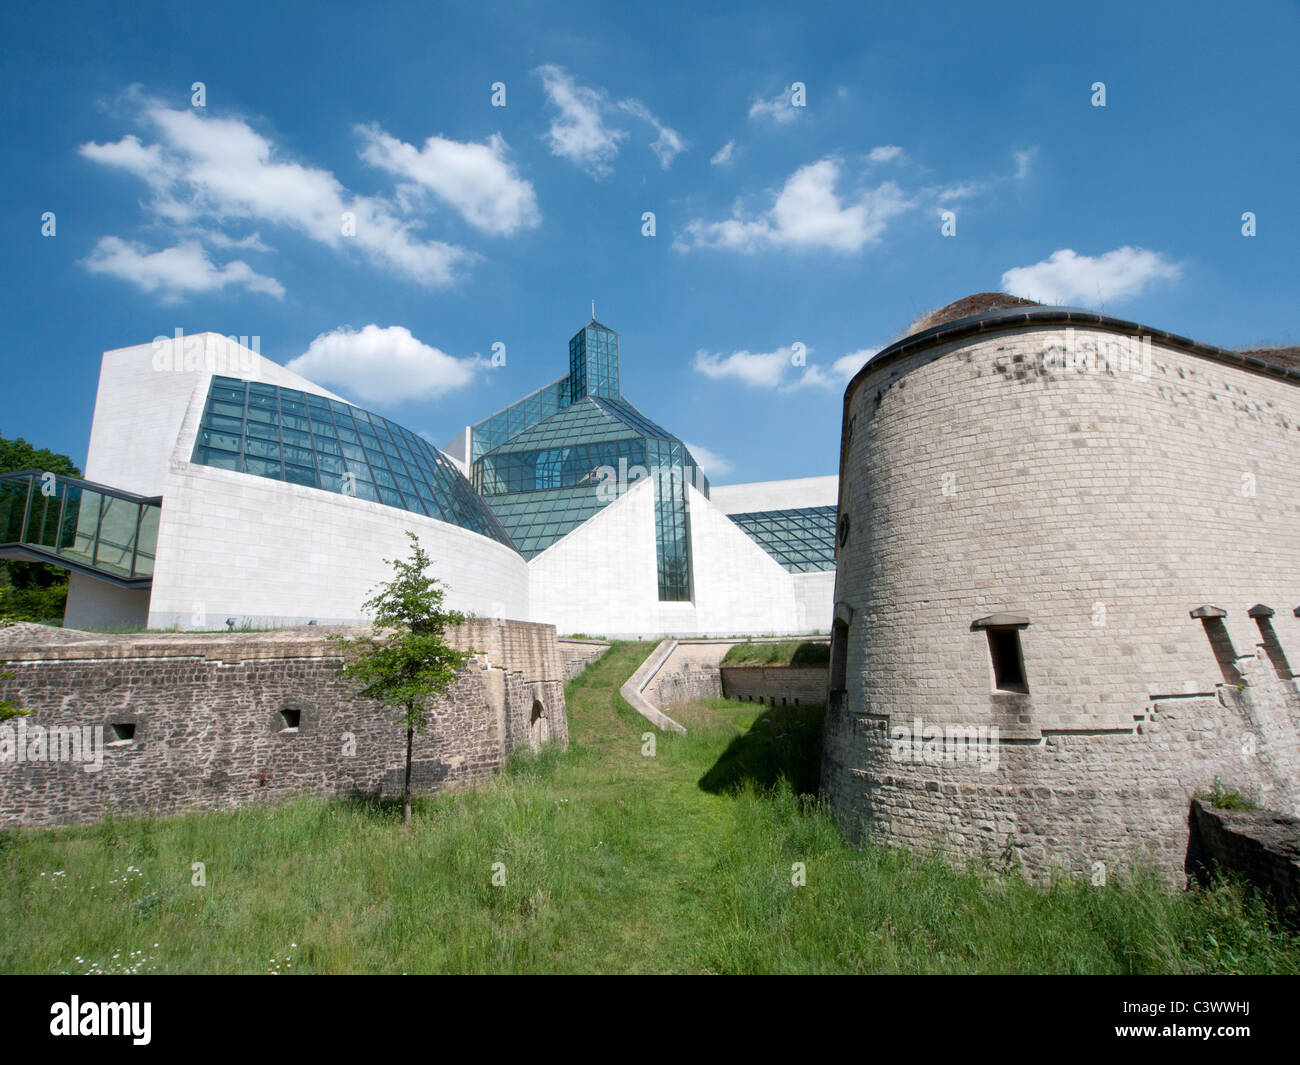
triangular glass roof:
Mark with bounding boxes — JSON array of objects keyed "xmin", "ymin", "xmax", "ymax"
[
  {"xmin": 481, "ymin": 394, "xmax": 679, "ymax": 457},
  {"xmin": 589, "ymin": 395, "xmax": 675, "ymax": 440}
]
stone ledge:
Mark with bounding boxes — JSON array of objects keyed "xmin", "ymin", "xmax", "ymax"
[{"xmin": 1188, "ymin": 798, "xmax": 1300, "ymax": 921}]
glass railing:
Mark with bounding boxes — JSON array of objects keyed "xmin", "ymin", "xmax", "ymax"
[{"xmin": 0, "ymin": 471, "xmax": 161, "ymax": 584}]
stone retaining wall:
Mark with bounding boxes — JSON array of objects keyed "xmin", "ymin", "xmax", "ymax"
[
  {"xmin": 643, "ymin": 641, "xmax": 732, "ymax": 707},
  {"xmin": 720, "ymin": 666, "xmax": 828, "ymax": 707},
  {"xmin": 556, "ymin": 638, "xmax": 612, "ymax": 682},
  {"xmin": 1189, "ymin": 798, "xmax": 1300, "ymax": 919},
  {"xmin": 641, "ymin": 638, "xmax": 829, "ymax": 709},
  {"xmin": 0, "ymin": 619, "xmax": 567, "ymax": 827}
]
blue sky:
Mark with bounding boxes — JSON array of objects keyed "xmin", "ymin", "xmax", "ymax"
[{"xmin": 2, "ymin": 0, "xmax": 1297, "ymax": 483}]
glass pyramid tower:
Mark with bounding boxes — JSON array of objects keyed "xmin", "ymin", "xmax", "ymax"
[{"xmin": 470, "ymin": 320, "xmax": 709, "ymax": 601}]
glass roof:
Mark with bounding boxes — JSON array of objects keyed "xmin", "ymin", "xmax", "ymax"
[
  {"xmin": 190, "ymin": 376, "xmax": 517, "ymax": 550},
  {"xmin": 726, "ymin": 505, "xmax": 837, "ymax": 572},
  {"xmin": 465, "ymin": 319, "xmax": 707, "ymax": 600},
  {"xmin": 590, "ymin": 395, "xmax": 676, "ymax": 440},
  {"xmin": 480, "ymin": 396, "xmax": 641, "ymax": 456},
  {"xmin": 481, "ymin": 485, "xmax": 610, "ymax": 558},
  {"xmin": 469, "ymin": 375, "xmax": 570, "ymax": 463}
]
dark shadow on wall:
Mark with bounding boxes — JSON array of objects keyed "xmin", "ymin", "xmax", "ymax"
[
  {"xmin": 789, "ymin": 642, "xmax": 831, "ymax": 667},
  {"xmin": 697, "ymin": 704, "xmax": 825, "ymax": 797},
  {"xmin": 1254, "ymin": 617, "xmax": 1295, "ymax": 682},
  {"xmin": 1200, "ymin": 618, "xmax": 1247, "ymax": 687},
  {"xmin": 381, "ymin": 759, "xmax": 451, "ymax": 798},
  {"xmin": 1186, "ymin": 797, "xmax": 1300, "ymax": 928}
]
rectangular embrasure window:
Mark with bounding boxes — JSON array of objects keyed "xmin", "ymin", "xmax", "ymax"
[{"xmin": 987, "ymin": 628, "xmax": 1027, "ymax": 693}]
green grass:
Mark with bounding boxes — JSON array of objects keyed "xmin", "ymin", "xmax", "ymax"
[
  {"xmin": 1202, "ymin": 777, "xmax": 1258, "ymax": 812},
  {"xmin": 1, "ymin": 641, "xmax": 1296, "ymax": 973},
  {"xmin": 720, "ymin": 639, "xmax": 830, "ymax": 667}
]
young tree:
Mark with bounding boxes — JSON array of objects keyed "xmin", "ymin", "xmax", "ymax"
[
  {"xmin": 331, "ymin": 532, "xmax": 471, "ymax": 824},
  {"xmin": 0, "ymin": 680, "xmax": 26, "ymax": 722}
]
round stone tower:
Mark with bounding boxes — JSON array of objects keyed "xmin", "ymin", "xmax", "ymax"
[{"xmin": 822, "ymin": 300, "xmax": 1300, "ymax": 879}]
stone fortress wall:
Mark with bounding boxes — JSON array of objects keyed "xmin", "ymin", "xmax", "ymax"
[
  {"xmin": 720, "ymin": 666, "xmax": 828, "ymax": 708},
  {"xmin": 640, "ymin": 637, "xmax": 831, "ymax": 710},
  {"xmin": 823, "ymin": 308, "xmax": 1300, "ymax": 879},
  {"xmin": 556, "ymin": 638, "xmax": 611, "ymax": 681},
  {"xmin": 0, "ymin": 618, "xmax": 567, "ymax": 827}
]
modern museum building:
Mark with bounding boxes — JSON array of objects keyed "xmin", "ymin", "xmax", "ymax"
[{"xmin": 0, "ymin": 320, "xmax": 837, "ymax": 637}]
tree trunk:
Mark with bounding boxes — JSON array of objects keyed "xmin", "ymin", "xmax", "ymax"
[{"xmin": 404, "ymin": 720, "xmax": 414, "ymax": 825}]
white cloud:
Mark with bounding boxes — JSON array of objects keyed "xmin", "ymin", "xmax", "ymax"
[
  {"xmin": 356, "ymin": 124, "xmax": 539, "ymax": 236},
  {"xmin": 80, "ymin": 102, "xmax": 473, "ymax": 287},
  {"xmin": 190, "ymin": 229, "xmax": 273, "ymax": 253},
  {"xmin": 868, "ymin": 145, "xmax": 905, "ymax": 164},
  {"xmin": 710, "ymin": 140, "xmax": 735, "ymax": 167},
  {"xmin": 82, "ymin": 237, "xmax": 284, "ymax": 302},
  {"xmin": 680, "ymin": 159, "xmax": 913, "ymax": 254},
  {"xmin": 682, "ymin": 442, "xmax": 733, "ymax": 477},
  {"xmin": 749, "ymin": 89, "xmax": 800, "ymax": 124},
  {"xmin": 693, "ymin": 346, "xmax": 795, "ymax": 388},
  {"xmin": 693, "ymin": 340, "xmax": 881, "ymax": 391},
  {"xmin": 936, "ymin": 180, "xmax": 984, "ymax": 202},
  {"xmin": 1014, "ymin": 147, "xmax": 1038, "ymax": 180},
  {"xmin": 796, "ymin": 348, "xmax": 882, "ymax": 389},
  {"xmin": 1000, "ymin": 246, "xmax": 1182, "ymax": 306},
  {"xmin": 617, "ymin": 99, "xmax": 686, "ymax": 168},
  {"xmin": 286, "ymin": 325, "xmax": 481, "ymax": 406},
  {"xmin": 921, "ymin": 146, "xmax": 1038, "ymax": 212},
  {"xmin": 535, "ymin": 65, "xmax": 626, "ymax": 177},
  {"xmin": 534, "ymin": 66, "xmax": 685, "ymax": 175},
  {"xmin": 79, "ymin": 133, "xmax": 172, "ymax": 189}
]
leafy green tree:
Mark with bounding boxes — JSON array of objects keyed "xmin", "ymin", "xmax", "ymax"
[
  {"xmin": 0, "ymin": 429, "xmax": 82, "ymax": 623},
  {"xmin": 331, "ymin": 533, "xmax": 471, "ymax": 824},
  {"xmin": 0, "ymin": 431, "xmax": 81, "ymax": 479}
]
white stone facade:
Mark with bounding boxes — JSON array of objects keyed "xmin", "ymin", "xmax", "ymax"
[
  {"xmin": 67, "ymin": 335, "xmax": 529, "ymax": 630},
  {"xmin": 708, "ymin": 475, "xmax": 838, "ymax": 514},
  {"xmin": 146, "ymin": 463, "xmax": 530, "ymax": 629},
  {"xmin": 526, "ymin": 478, "xmax": 828, "ymax": 638},
  {"xmin": 63, "ymin": 334, "xmax": 835, "ymax": 637}
]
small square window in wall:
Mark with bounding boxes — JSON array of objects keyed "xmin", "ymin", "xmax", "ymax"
[
  {"xmin": 278, "ymin": 709, "xmax": 301, "ymax": 733},
  {"xmin": 972, "ymin": 614, "xmax": 1030, "ymax": 694},
  {"xmin": 987, "ymin": 628, "xmax": 1028, "ymax": 693},
  {"xmin": 108, "ymin": 722, "xmax": 136, "ymax": 745}
]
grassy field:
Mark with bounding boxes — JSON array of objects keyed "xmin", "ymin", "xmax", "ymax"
[
  {"xmin": 1, "ymin": 641, "xmax": 1297, "ymax": 974},
  {"xmin": 720, "ymin": 638, "xmax": 830, "ymax": 667}
]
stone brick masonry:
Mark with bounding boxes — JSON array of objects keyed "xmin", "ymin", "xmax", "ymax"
[
  {"xmin": 823, "ymin": 655, "xmax": 1300, "ymax": 880},
  {"xmin": 824, "ymin": 315, "xmax": 1300, "ymax": 880},
  {"xmin": 0, "ymin": 618, "xmax": 567, "ymax": 827},
  {"xmin": 556, "ymin": 638, "xmax": 611, "ymax": 681},
  {"xmin": 1189, "ymin": 798, "xmax": 1300, "ymax": 919},
  {"xmin": 720, "ymin": 666, "xmax": 829, "ymax": 708},
  {"xmin": 640, "ymin": 639, "xmax": 830, "ymax": 709}
]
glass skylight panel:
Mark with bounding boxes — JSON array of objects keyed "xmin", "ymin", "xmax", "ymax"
[
  {"xmin": 190, "ymin": 377, "xmax": 515, "ymax": 550},
  {"xmin": 725, "ymin": 506, "xmax": 837, "ymax": 572}
]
